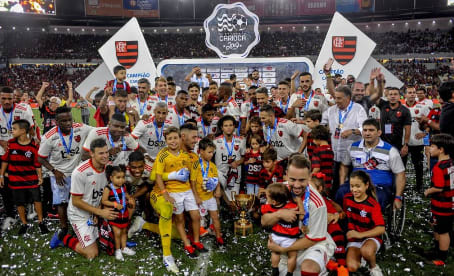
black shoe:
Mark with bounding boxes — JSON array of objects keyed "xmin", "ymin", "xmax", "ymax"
[
  {"xmin": 18, "ymin": 224, "xmax": 29, "ymax": 235},
  {"xmin": 39, "ymin": 222, "xmax": 49, "ymax": 234}
]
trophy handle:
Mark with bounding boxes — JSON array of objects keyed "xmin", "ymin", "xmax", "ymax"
[{"xmin": 247, "ymin": 194, "xmax": 256, "ymax": 211}]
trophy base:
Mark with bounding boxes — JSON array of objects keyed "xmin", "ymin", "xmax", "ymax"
[{"xmin": 234, "ymin": 220, "xmax": 253, "ymax": 237}]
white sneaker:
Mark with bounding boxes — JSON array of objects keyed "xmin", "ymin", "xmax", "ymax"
[
  {"xmin": 122, "ymin": 247, "xmax": 136, "ymax": 256},
  {"xmin": 369, "ymin": 265, "xmax": 383, "ymax": 276},
  {"xmin": 115, "ymin": 249, "xmax": 124, "ymax": 261},
  {"xmin": 361, "ymin": 257, "xmax": 367, "ymax": 267},
  {"xmin": 1, "ymin": 217, "xmax": 17, "ymax": 231},
  {"xmin": 163, "ymin": 255, "xmax": 179, "ymax": 274},
  {"xmin": 128, "ymin": 216, "xmax": 145, "ymax": 238}
]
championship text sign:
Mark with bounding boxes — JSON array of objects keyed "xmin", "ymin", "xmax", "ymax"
[{"xmin": 204, "ymin": 2, "xmax": 260, "ymax": 59}]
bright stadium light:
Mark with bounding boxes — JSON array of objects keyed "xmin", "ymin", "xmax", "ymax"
[
  {"xmin": 42, "ymin": 28, "xmax": 45, "ymax": 32},
  {"xmin": 176, "ymin": 28, "xmax": 180, "ymax": 32},
  {"xmin": 106, "ymin": 29, "xmax": 109, "ymax": 32},
  {"xmin": 392, "ymin": 23, "xmax": 395, "ymax": 26},
  {"xmin": 189, "ymin": 28, "xmax": 192, "ymax": 32},
  {"xmin": 142, "ymin": 29, "xmax": 144, "ymax": 32},
  {"xmin": 0, "ymin": 26, "xmax": 2, "ymax": 30},
  {"xmin": 154, "ymin": 29, "xmax": 157, "ymax": 33},
  {"xmin": 12, "ymin": 26, "xmax": 15, "ymax": 30},
  {"xmin": 199, "ymin": 28, "xmax": 203, "ymax": 32},
  {"xmin": 81, "ymin": 28, "xmax": 85, "ymax": 32},
  {"xmin": 267, "ymin": 27, "xmax": 270, "ymax": 31},
  {"xmin": 418, "ymin": 21, "xmax": 421, "ymax": 25},
  {"xmin": 316, "ymin": 26, "xmax": 319, "ymax": 29},
  {"xmin": 164, "ymin": 29, "xmax": 167, "ymax": 32},
  {"xmin": 377, "ymin": 23, "xmax": 380, "ymax": 27},
  {"xmin": 405, "ymin": 22, "xmax": 408, "ymax": 26},
  {"xmin": 432, "ymin": 20, "xmax": 436, "ymax": 24},
  {"xmin": 450, "ymin": 19, "xmax": 453, "ymax": 23},
  {"xmin": 26, "ymin": 27, "xmax": 30, "ymax": 31},
  {"xmin": 92, "ymin": 28, "xmax": 95, "ymax": 32},
  {"xmin": 54, "ymin": 27, "xmax": 57, "ymax": 31},
  {"xmin": 67, "ymin": 28, "xmax": 70, "ymax": 32}
]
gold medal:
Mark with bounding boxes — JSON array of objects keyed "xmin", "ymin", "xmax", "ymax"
[{"xmin": 339, "ymin": 124, "xmax": 343, "ymax": 129}]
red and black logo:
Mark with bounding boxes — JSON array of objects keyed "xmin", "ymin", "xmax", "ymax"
[
  {"xmin": 234, "ymin": 144, "xmax": 239, "ymax": 151},
  {"xmin": 332, "ymin": 36, "xmax": 357, "ymax": 65},
  {"xmin": 278, "ymin": 131, "xmax": 283, "ymax": 137},
  {"xmin": 115, "ymin": 41, "xmax": 138, "ymax": 69},
  {"xmin": 74, "ymin": 135, "xmax": 81, "ymax": 143}
]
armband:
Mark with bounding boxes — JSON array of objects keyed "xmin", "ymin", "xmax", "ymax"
[{"xmin": 394, "ymin": 196, "xmax": 402, "ymax": 201}]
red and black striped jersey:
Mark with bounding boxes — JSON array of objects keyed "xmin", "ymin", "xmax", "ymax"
[
  {"xmin": 244, "ymin": 150, "xmax": 263, "ymax": 185},
  {"xmin": 1, "ymin": 139, "xmax": 40, "ymax": 189},
  {"xmin": 261, "ymin": 202, "xmax": 301, "ymax": 238},
  {"xmin": 258, "ymin": 161, "xmax": 285, "ymax": 188},
  {"xmin": 106, "ymin": 184, "xmax": 130, "ymax": 228},
  {"xmin": 106, "ymin": 79, "xmax": 131, "ymax": 94},
  {"xmin": 343, "ymin": 193, "xmax": 384, "ymax": 244},
  {"xmin": 306, "ymin": 133, "xmax": 316, "ymax": 160},
  {"xmin": 311, "ymin": 144, "xmax": 334, "ymax": 188},
  {"xmin": 431, "ymin": 159, "xmax": 454, "ymax": 216}
]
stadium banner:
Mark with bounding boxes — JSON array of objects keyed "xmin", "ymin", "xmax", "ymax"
[
  {"xmin": 229, "ymin": 0, "xmax": 335, "ymax": 17},
  {"xmin": 98, "ymin": 17, "xmax": 157, "ymax": 87},
  {"xmin": 357, "ymin": 57, "xmax": 404, "ymax": 88},
  {"xmin": 0, "ymin": 0, "xmax": 56, "ymax": 14},
  {"xmin": 85, "ymin": 0, "xmax": 159, "ymax": 17},
  {"xmin": 75, "ymin": 63, "xmax": 112, "ymax": 97},
  {"xmin": 204, "ymin": 2, "xmax": 260, "ymax": 59},
  {"xmin": 336, "ymin": 0, "xmax": 375, "ymax": 13},
  {"xmin": 156, "ymin": 57, "xmax": 314, "ymax": 90},
  {"xmin": 312, "ymin": 12, "xmax": 376, "ymax": 91}
]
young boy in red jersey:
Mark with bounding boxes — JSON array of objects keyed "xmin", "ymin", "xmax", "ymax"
[
  {"xmin": 311, "ymin": 125, "xmax": 335, "ymax": 197},
  {"xmin": 424, "ymin": 133, "xmax": 454, "ymax": 265},
  {"xmin": 258, "ymin": 148, "xmax": 285, "ymax": 204},
  {"xmin": 299, "ymin": 110, "xmax": 322, "ymax": 160},
  {"xmin": 0, "ymin": 120, "xmax": 48, "ymax": 235}
]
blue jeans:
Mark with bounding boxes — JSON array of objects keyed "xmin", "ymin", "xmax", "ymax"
[
  {"xmin": 246, "ymin": 183, "xmax": 260, "ymax": 195},
  {"xmin": 335, "ymin": 182, "xmax": 393, "ymax": 211}
]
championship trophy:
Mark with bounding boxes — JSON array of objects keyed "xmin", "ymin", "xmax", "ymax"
[{"xmin": 231, "ymin": 191, "xmax": 255, "ymax": 237}]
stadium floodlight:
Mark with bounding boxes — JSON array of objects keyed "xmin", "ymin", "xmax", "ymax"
[
  {"xmin": 418, "ymin": 21, "xmax": 421, "ymax": 25},
  {"xmin": 267, "ymin": 27, "xmax": 270, "ymax": 31},
  {"xmin": 316, "ymin": 26, "xmax": 319, "ymax": 29},
  {"xmin": 154, "ymin": 29, "xmax": 157, "ymax": 33},
  {"xmin": 432, "ymin": 20, "xmax": 436, "ymax": 24},
  {"xmin": 189, "ymin": 28, "xmax": 192, "ymax": 32},
  {"xmin": 142, "ymin": 29, "xmax": 144, "ymax": 32},
  {"xmin": 67, "ymin": 28, "xmax": 70, "ymax": 32},
  {"xmin": 176, "ymin": 28, "xmax": 179, "ymax": 32},
  {"xmin": 392, "ymin": 23, "xmax": 395, "ymax": 26},
  {"xmin": 199, "ymin": 28, "xmax": 203, "ymax": 32},
  {"xmin": 106, "ymin": 29, "xmax": 109, "ymax": 32},
  {"xmin": 54, "ymin": 27, "xmax": 57, "ymax": 31},
  {"xmin": 292, "ymin": 26, "xmax": 295, "ymax": 29},
  {"xmin": 12, "ymin": 26, "xmax": 15, "ymax": 30},
  {"xmin": 279, "ymin": 26, "xmax": 283, "ymax": 29},
  {"xmin": 366, "ymin": 25, "xmax": 369, "ymax": 28},
  {"xmin": 377, "ymin": 23, "xmax": 380, "ymax": 27},
  {"xmin": 42, "ymin": 28, "xmax": 45, "ymax": 32},
  {"xmin": 164, "ymin": 29, "xmax": 167, "ymax": 32},
  {"xmin": 450, "ymin": 19, "xmax": 453, "ymax": 23},
  {"xmin": 405, "ymin": 22, "xmax": 408, "ymax": 26},
  {"xmin": 0, "ymin": 26, "xmax": 2, "ymax": 30},
  {"xmin": 26, "ymin": 27, "xmax": 30, "ymax": 31},
  {"xmin": 82, "ymin": 28, "xmax": 85, "ymax": 32},
  {"xmin": 92, "ymin": 28, "xmax": 95, "ymax": 32}
]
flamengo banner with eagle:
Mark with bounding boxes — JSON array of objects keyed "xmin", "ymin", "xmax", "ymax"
[
  {"xmin": 98, "ymin": 17, "xmax": 157, "ymax": 87},
  {"xmin": 313, "ymin": 12, "xmax": 376, "ymax": 91}
]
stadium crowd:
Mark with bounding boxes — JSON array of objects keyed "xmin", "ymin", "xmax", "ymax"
[{"xmin": 3, "ymin": 29, "xmax": 454, "ymax": 60}]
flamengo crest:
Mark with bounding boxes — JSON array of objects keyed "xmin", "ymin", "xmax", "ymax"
[
  {"xmin": 332, "ymin": 36, "xmax": 357, "ymax": 65},
  {"xmin": 204, "ymin": 2, "xmax": 260, "ymax": 59},
  {"xmin": 115, "ymin": 41, "xmax": 139, "ymax": 69}
]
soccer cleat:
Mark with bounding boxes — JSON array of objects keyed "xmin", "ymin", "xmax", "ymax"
[
  {"xmin": 50, "ymin": 231, "xmax": 63, "ymax": 249},
  {"xmin": 431, "ymin": 260, "xmax": 446, "ymax": 266},
  {"xmin": 47, "ymin": 213, "xmax": 60, "ymax": 219},
  {"xmin": 39, "ymin": 222, "xmax": 49, "ymax": 234},
  {"xmin": 199, "ymin": 226, "xmax": 208, "ymax": 237},
  {"xmin": 18, "ymin": 224, "xmax": 29, "ymax": 235},
  {"xmin": 115, "ymin": 249, "xmax": 124, "ymax": 261},
  {"xmin": 121, "ymin": 247, "xmax": 136, "ymax": 256},
  {"xmin": 369, "ymin": 265, "xmax": 383, "ymax": 276},
  {"xmin": 1, "ymin": 217, "xmax": 17, "ymax": 231},
  {"xmin": 163, "ymin": 255, "xmax": 179, "ymax": 274},
  {"xmin": 184, "ymin": 245, "xmax": 198, "ymax": 258},
  {"xmin": 192, "ymin": 241, "xmax": 208, "ymax": 253},
  {"xmin": 216, "ymin": 237, "xmax": 225, "ymax": 247},
  {"xmin": 128, "ymin": 216, "xmax": 145, "ymax": 238},
  {"xmin": 208, "ymin": 223, "xmax": 216, "ymax": 236}
]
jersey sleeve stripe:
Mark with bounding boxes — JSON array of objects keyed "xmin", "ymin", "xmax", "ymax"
[
  {"xmin": 82, "ymin": 147, "xmax": 90, "ymax": 152},
  {"xmin": 305, "ymin": 234, "xmax": 326, "ymax": 242},
  {"xmin": 70, "ymin": 192, "xmax": 84, "ymax": 196}
]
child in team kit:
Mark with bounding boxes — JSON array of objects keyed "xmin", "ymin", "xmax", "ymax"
[
  {"xmin": 261, "ymin": 183, "xmax": 301, "ymax": 276},
  {"xmin": 0, "ymin": 120, "xmax": 48, "ymax": 235},
  {"xmin": 246, "ymin": 116, "xmax": 264, "ymax": 146},
  {"xmin": 190, "ymin": 137, "xmax": 224, "ymax": 246},
  {"xmin": 424, "ymin": 133, "xmax": 454, "ymax": 265},
  {"xmin": 244, "ymin": 134, "xmax": 264, "ymax": 196},
  {"xmin": 343, "ymin": 171, "xmax": 385, "ymax": 275},
  {"xmin": 258, "ymin": 148, "xmax": 285, "ymax": 204},
  {"xmin": 105, "ymin": 65, "xmax": 132, "ymax": 119},
  {"xmin": 310, "ymin": 125, "xmax": 335, "ymax": 197},
  {"xmin": 299, "ymin": 110, "xmax": 322, "ymax": 159},
  {"xmin": 101, "ymin": 165, "xmax": 136, "ymax": 261}
]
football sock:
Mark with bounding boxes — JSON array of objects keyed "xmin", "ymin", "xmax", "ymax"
[
  {"xmin": 271, "ymin": 267, "xmax": 279, "ymax": 276},
  {"xmin": 62, "ymin": 234, "xmax": 79, "ymax": 251}
]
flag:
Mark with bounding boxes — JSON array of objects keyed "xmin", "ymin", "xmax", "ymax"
[
  {"xmin": 357, "ymin": 57, "xmax": 404, "ymax": 88},
  {"xmin": 98, "ymin": 17, "xmax": 157, "ymax": 88},
  {"xmin": 75, "ymin": 63, "xmax": 112, "ymax": 97},
  {"xmin": 313, "ymin": 12, "xmax": 376, "ymax": 91}
]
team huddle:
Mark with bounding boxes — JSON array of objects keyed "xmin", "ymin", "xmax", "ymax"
[{"xmin": 0, "ymin": 61, "xmax": 453, "ymax": 276}]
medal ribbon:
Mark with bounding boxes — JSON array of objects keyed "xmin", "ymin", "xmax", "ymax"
[
  {"xmin": 113, "ymin": 79, "xmax": 126, "ymax": 93},
  {"xmin": 58, "ymin": 126, "xmax": 73, "ymax": 154},
  {"xmin": 153, "ymin": 120, "xmax": 164, "ymax": 142},
  {"xmin": 224, "ymin": 136, "xmax": 235, "ymax": 157},
  {"xmin": 302, "ymin": 186, "xmax": 310, "ymax": 226},
  {"xmin": 201, "ymin": 119, "xmax": 209, "ymax": 136},
  {"xmin": 220, "ymin": 97, "xmax": 232, "ymax": 114},
  {"xmin": 110, "ymin": 183, "xmax": 126, "ymax": 214},
  {"xmin": 280, "ymin": 98, "xmax": 289, "ymax": 114},
  {"xmin": 303, "ymin": 91, "xmax": 314, "ymax": 111},
  {"xmin": 1, "ymin": 105, "xmax": 14, "ymax": 131},
  {"xmin": 137, "ymin": 97, "xmax": 147, "ymax": 116},
  {"xmin": 338, "ymin": 101, "xmax": 354, "ymax": 127},
  {"xmin": 199, "ymin": 158, "xmax": 210, "ymax": 179},
  {"xmin": 266, "ymin": 118, "xmax": 278, "ymax": 143},
  {"xmin": 174, "ymin": 106, "xmax": 185, "ymax": 126},
  {"xmin": 108, "ymin": 130, "xmax": 127, "ymax": 151}
]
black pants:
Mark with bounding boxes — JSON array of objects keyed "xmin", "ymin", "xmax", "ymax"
[
  {"xmin": 402, "ymin": 145, "xmax": 424, "ymax": 191},
  {"xmin": 0, "ymin": 178, "xmax": 15, "ymax": 217}
]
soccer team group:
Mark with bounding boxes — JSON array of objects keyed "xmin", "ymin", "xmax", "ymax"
[{"xmin": 0, "ymin": 62, "xmax": 453, "ymax": 276}]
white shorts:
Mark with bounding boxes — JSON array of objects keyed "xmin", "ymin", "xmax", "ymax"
[
  {"xmin": 271, "ymin": 233, "xmax": 296, "ymax": 248},
  {"xmin": 199, "ymin": 197, "xmax": 218, "ymax": 216},
  {"xmin": 279, "ymin": 244, "xmax": 332, "ymax": 276},
  {"xmin": 218, "ymin": 170, "xmax": 241, "ymax": 201},
  {"xmin": 50, "ymin": 176, "xmax": 72, "ymax": 205},
  {"xmin": 169, "ymin": 190, "xmax": 198, "ymax": 215},
  {"xmin": 70, "ymin": 219, "xmax": 98, "ymax": 248},
  {"xmin": 347, "ymin": 238, "xmax": 381, "ymax": 253}
]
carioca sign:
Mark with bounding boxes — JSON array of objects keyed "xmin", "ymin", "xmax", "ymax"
[{"xmin": 204, "ymin": 2, "xmax": 260, "ymax": 59}]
